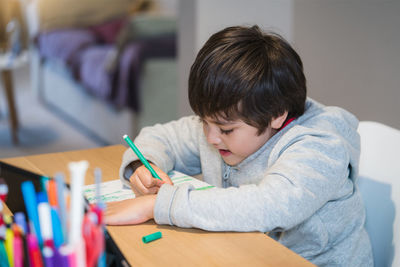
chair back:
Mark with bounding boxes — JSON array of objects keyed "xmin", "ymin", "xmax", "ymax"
[{"xmin": 358, "ymin": 121, "xmax": 400, "ymax": 267}]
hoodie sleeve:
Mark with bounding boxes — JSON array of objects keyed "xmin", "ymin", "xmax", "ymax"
[
  {"xmin": 154, "ymin": 129, "xmax": 358, "ymax": 232},
  {"xmin": 119, "ymin": 116, "xmax": 203, "ymax": 186}
]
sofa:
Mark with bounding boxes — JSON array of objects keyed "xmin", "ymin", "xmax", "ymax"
[{"xmin": 28, "ymin": 0, "xmax": 179, "ymax": 145}]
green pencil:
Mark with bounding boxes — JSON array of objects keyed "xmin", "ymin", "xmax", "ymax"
[{"xmin": 123, "ymin": 134, "xmax": 162, "ymax": 180}]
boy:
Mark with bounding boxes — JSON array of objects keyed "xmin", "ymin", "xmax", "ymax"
[{"xmin": 106, "ymin": 25, "xmax": 373, "ymax": 266}]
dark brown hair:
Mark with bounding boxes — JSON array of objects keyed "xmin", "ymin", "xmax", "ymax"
[{"xmin": 188, "ymin": 25, "xmax": 306, "ymax": 134}]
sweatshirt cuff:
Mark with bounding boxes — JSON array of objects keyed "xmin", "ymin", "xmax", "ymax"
[{"xmin": 154, "ymin": 184, "xmax": 178, "ymax": 225}]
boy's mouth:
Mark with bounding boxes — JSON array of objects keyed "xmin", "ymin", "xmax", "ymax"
[{"xmin": 219, "ymin": 149, "xmax": 232, "ymax": 156}]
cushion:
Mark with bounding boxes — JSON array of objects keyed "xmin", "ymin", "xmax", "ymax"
[{"xmin": 37, "ymin": 0, "xmax": 145, "ymax": 31}]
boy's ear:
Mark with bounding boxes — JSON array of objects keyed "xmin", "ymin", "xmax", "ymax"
[{"xmin": 270, "ymin": 111, "xmax": 288, "ymax": 130}]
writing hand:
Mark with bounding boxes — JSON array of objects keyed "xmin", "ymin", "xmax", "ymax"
[{"xmin": 129, "ymin": 164, "xmax": 172, "ymax": 196}]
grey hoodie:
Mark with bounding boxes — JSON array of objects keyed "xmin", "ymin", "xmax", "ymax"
[{"xmin": 120, "ymin": 99, "xmax": 373, "ymax": 266}]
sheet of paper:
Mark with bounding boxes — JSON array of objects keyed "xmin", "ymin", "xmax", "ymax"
[
  {"xmin": 84, "ymin": 179, "xmax": 134, "ymax": 204},
  {"xmin": 84, "ymin": 170, "xmax": 214, "ymax": 204},
  {"xmin": 168, "ymin": 170, "xmax": 214, "ymax": 190}
]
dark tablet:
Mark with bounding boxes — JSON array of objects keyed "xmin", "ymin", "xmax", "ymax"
[
  {"xmin": 0, "ymin": 160, "xmax": 130, "ymax": 267},
  {"xmin": 0, "ymin": 161, "xmax": 45, "ymax": 215}
]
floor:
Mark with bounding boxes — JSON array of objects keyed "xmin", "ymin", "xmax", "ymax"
[{"xmin": 0, "ymin": 64, "xmax": 100, "ymax": 159}]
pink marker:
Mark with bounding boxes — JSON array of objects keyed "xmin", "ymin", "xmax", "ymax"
[
  {"xmin": 13, "ymin": 226, "xmax": 24, "ymax": 267},
  {"xmin": 27, "ymin": 232, "xmax": 43, "ymax": 267}
]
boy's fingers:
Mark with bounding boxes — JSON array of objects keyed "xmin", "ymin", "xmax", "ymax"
[
  {"xmin": 134, "ymin": 164, "xmax": 172, "ymax": 193},
  {"xmin": 160, "ymin": 175, "xmax": 173, "ymax": 185},
  {"xmin": 147, "ymin": 186, "xmax": 160, "ymax": 194},
  {"xmin": 154, "ymin": 178, "xmax": 166, "ymax": 187},
  {"xmin": 130, "ymin": 173, "xmax": 164, "ymax": 195},
  {"xmin": 130, "ymin": 174, "xmax": 151, "ymax": 195},
  {"xmin": 152, "ymin": 166, "xmax": 173, "ymax": 185},
  {"xmin": 129, "ymin": 182, "xmax": 142, "ymax": 196},
  {"xmin": 143, "ymin": 176, "xmax": 161, "ymax": 188}
]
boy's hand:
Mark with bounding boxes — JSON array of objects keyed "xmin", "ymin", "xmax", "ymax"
[
  {"xmin": 104, "ymin": 195, "xmax": 157, "ymax": 225},
  {"xmin": 129, "ymin": 164, "xmax": 173, "ymax": 196}
]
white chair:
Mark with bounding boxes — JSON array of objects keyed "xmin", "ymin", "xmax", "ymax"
[{"xmin": 357, "ymin": 121, "xmax": 400, "ymax": 267}]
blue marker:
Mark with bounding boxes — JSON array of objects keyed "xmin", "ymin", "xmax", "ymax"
[
  {"xmin": 21, "ymin": 181, "xmax": 42, "ymax": 245},
  {"xmin": 50, "ymin": 208, "xmax": 64, "ymax": 248}
]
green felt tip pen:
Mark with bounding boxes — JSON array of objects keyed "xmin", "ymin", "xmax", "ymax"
[
  {"xmin": 123, "ymin": 134, "xmax": 162, "ymax": 180},
  {"xmin": 142, "ymin": 231, "xmax": 162, "ymax": 243}
]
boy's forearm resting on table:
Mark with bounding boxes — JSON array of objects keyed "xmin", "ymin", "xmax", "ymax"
[{"xmin": 105, "ymin": 194, "xmax": 157, "ymax": 225}]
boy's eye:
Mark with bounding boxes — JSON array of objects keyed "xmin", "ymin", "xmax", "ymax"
[{"xmin": 220, "ymin": 129, "xmax": 233, "ymax": 135}]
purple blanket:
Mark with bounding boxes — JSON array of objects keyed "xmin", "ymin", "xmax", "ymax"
[{"xmin": 37, "ymin": 20, "xmax": 176, "ymax": 111}]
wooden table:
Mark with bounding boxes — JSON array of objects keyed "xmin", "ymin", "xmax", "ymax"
[{"xmin": 1, "ymin": 145, "xmax": 314, "ymax": 267}]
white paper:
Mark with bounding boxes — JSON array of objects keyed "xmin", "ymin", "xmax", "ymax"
[{"xmin": 84, "ymin": 170, "xmax": 214, "ymax": 204}]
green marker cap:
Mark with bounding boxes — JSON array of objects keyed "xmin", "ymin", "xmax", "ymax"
[{"xmin": 142, "ymin": 231, "xmax": 162, "ymax": 243}]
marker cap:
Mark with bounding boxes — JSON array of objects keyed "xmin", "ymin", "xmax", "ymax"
[{"xmin": 142, "ymin": 231, "xmax": 162, "ymax": 243}]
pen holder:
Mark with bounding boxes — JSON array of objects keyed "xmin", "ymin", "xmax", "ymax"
[{"xmin": 0, "ymin": 161, "xmax": 106, "ymax": 267}]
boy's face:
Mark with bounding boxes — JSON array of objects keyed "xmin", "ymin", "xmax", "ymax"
[{"xmin": 202, "ymin": 116, "xmax": 279, "ymax": 166}]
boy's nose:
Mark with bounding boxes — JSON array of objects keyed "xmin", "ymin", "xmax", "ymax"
[{"xmin": 206, "ymin": 128, "xmax": 221, "ymax": 145}]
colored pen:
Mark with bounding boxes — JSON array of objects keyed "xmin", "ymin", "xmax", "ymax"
[
  {"xmin": 14, "ymin": 213, "xmax": 28, "ymax": 235},
  {"xmin": 13, "ymin": 225, "xmax": 23, "ymax": 267},
  {"xmin": 42, "ymin": 246, "xmax": 55, "ymax": 267},
  {"xmin": 4, "ymin": 215, "xmax": 14, "ymax": 266},
  {"xmin": 47, "ymin": 180, "xmax": 58, "ymax": 208},
  {"xmin": 37, "ymin": 192, "xmax": 59, "ymax": 267},
  {"xmin": 93, "ymin": 168, "xmax": 107, "ymax": 267},
  {"xmin": 50, "ymin": 208, "xmax": 64, "ymax": 248},
  {"xmin": 40, "ymin": 176, "xmax": 50, "ymax": 193},
  {"xmin": 94, "ymin": 168, "xmax": 102, "ymax": 205},
  {"xmin": 0, "ymin": 240, "xmax": 10, "ymax": 267},
  {"xmin": 21, "ymin": 181, "xmax": 43, "ymax": 246},
  {"xmin": 68, "ymin": 161, "xmax": 89, "ymax": 267},
  {"xmin": 55, "ymin": 173, "xmax": 68, "ymax": 244},
  {"xmin": 27, "ymin": 229, "xmax": 43, "ymax": 267},
  {"xmin": 57, "ymin": 245, "xmax": 71, "ymax": 267},
  {"xmin": 46, "ymin": 179, "xmax": 64, "ymax": 248},
  {"xmin": 83, "ymin": 212, "xmax": 103, "ymax": 267},
  {"xmin": 123, "ymin": 134, "xmax": 161, "ymax": 180},
  {"xmin": 68, "ymin": 161, "xmax": 88, "ymax": 244},
  {"xmin": 37, "ymin": 192, "xmax": 54, "ymax": 247},
  {"xmin": 4, "ymin": 231, "xmax": 13, "ymax": 266},
  {"xmin": 14, "ymin": 213, "xmax": 29, "ymax": 267}
]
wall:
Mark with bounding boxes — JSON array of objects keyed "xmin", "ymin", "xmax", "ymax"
[
  {"xmin": 293, "ymin": 0, "xmax": 400, "ymax": 129},
  {"xmin": 178, "ymin": 0, "xmax": 400, "ymax": 129},
  {"xmin": 178, "ymin": 0, "xmax": 293, "ymax": 116}
]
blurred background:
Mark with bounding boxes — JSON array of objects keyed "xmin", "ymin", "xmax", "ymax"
[{"xmin": 0, "ymin": 0, "xmax": 399, "ymax": 158}]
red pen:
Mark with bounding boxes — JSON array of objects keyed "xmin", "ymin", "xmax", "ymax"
[
  {"xmin": 83, "ymin": 212, "xmax": 95, "ymax": 267},
  {"xmin": 27, "ymin": 232, "xmax": 43, "ymax": 267}
]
